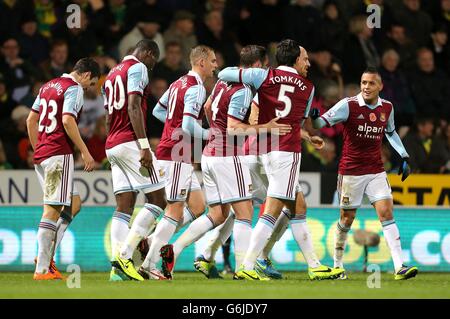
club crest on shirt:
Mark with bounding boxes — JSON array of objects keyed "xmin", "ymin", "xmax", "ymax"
[
  {"xmin": 192, "ymin": 103, "xmax": 201, "ymax": 112},
  {"xmin": 380, "ymin": 112, "xmax": 386, "ymax": 122},
  {"xmin": 238, "ymin": 107, "xmax": 248, "ymax": 117},
  {"xmin": 180, "ymin": 189, "xmax": 187, "ymax": 196},
  {"xmin": 369, "ymin": 113, "xmax": 377, "ymax": 122},
  {"xmin": 342, "ymin": 196, "xmax": 350, "ymax": 206}
]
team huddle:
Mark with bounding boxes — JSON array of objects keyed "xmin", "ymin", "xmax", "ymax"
[{"xmin": 27, "ymin": 38, "xmax": 418, "ymax": 282}]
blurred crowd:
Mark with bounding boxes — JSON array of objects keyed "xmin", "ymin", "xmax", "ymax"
[{"xmin": 0, "ymin": 0, "xmax": 449, "ymax": 174}]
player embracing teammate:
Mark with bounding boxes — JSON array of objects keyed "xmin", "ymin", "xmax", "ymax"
[
  {"xmin": 215, "ymin": 40, "xmax": 344, "ymax": 280},
  {"xmin": 100, "ymin": 39, "xmax": 416, "ymax": 282},
  {"xmin": 160, "ymin": 45, "xmax": 293, "ymax": 278}
]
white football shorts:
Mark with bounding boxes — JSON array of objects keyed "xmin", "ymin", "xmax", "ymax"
[
  {"xmin": 159, "ymin": 160, "xmax": 199, "ymax": 202},
  {"xmin": 35, "ymin": 154, "xmax": 74, "ymax": 206},
  {"xmin": 259, "ymin": 151, "xmax": 302, "ymax": 201},
  {"xmin": 337, "ymin": 171, "xmax": 393, "ymax": 209},
  {"xmin": 201, "ymin": 155, "xmax": 253, "ymax": 205},
  {"xmin": 245, "ymin": 154, "xmax": 303, "ymax": 203},
  {"xmin": 106, "ymin": 141, "xmax": 165, "ymax": 195}
]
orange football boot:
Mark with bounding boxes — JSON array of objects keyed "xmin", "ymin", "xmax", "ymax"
[
  {"xmin": 34, "ymin": 257, "xmax": 65, "ymax": 280},
  {"xmin": 49, "ymin": 259, "xmax": 66, "ymax": 280},
  {"xmin": 33, "ymin": 271, "xmax": 58, "ymax": 280}
]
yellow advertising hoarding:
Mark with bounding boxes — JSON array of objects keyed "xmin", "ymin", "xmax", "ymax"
[{"xmin": 388, "ymin": 174, "xmax": 450, "ymax": 206}]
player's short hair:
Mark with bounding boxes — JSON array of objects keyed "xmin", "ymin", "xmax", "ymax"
[
  {"xmin": 189, "ymin": 45, "xmax": 214, "ymax": 66},
  {"xmin": 276, "ymin": 39, "xmax": 300, "ymax": 67},
  {"xmin": 363, "ymin": 66, "xmax": 380, "ymax": 75},
  {"xmin": 135, "ymin": 39, "xmax": 160, "ymax": 60},
  {"xmin": 73, "ymin": 57, "xmax": 100, "ymax": 79},
  {"xmin": 240, "ymin": 45, "xmax": 267, "ymax": 67},
  {"xmin": 362, "ymin": 67, "xmax": 382, "ymax": 82}
]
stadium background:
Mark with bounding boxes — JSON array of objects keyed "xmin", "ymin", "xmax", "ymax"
[{"xmin": 0, "ymin": 0, "xmax": 449, "ymax": 273}]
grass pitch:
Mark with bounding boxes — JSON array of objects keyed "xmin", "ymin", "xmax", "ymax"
[{"xmin": 1, "ymin": 272, "xmax": 449, "ymax": 299}]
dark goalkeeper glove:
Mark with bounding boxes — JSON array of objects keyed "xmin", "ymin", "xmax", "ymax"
[
  {"xmin": 398, "ymin": 157, "xmax": 410, "ymax": 182},
  {"xmin": 310, "ymin": 108, "xmax": 320, "ymax": 120}
]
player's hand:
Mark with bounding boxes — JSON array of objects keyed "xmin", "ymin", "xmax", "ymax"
[
  {"xmin": 398, "ymin": 157, "xmax": 410, "ymax": 182},
  {"xmin": 310, "ymin": 108, "xmax": 320, "ymax": 120},
  {"xmin": 265, "ymin": 117, "xmax": 292, "ymax": 136},
  {"xmin": 81, "ymin": 152, "xmax": 95, "ymax": 172},
  {"xmin": 310, "ymin": 136, "xmax": 325, "ymax": 150},
  {"xmin": 140, "ymin": 149, "xmax": 152, "ymax": 169}
]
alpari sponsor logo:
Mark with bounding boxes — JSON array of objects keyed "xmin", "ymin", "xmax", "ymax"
[{"xmin": 357, "ymin": 123, "xmax": 384, "ymax": 139}]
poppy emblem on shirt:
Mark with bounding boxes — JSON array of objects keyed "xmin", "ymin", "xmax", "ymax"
[
  {"xmin": 380, "ymin": 113, "xmax": 386, "ymax": 122},
  {"xmin": 369, "ymin": 113, "xmax": 377, "ymax": 122}
]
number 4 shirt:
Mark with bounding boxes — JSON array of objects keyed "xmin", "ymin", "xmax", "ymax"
[{"xmin": 31, "ymin": 73, "xmax": 84, "ymax": 164}]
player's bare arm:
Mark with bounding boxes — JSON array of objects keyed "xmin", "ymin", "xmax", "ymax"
[
  {"xmin": 204, "ymin": 96, "xmax": 213, "ymax": 125},
  {"xmin": 128, "ymin": 93, "xmax": 152, "ymax": 169},
  {"xmin": 301, "ymin": 129, "xmax": 324, "ymax": 150},
  {"xmin": 105, "ymin": 111, "xmax": 110, "ymax": 135},
  {"xmin": 62, "ymin": 114, "xmax": 95, "ymax": 172},
  {"xmin": 26, "ymin": 111, "xmax": 39, "ymax": 150},
  {"xmin": 248, "ymin": 102, "xmax": 259, "ymax": 125},
  {"xmin": 227, "ymin": 116, "xmax": 291, "ymax": 136}
]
